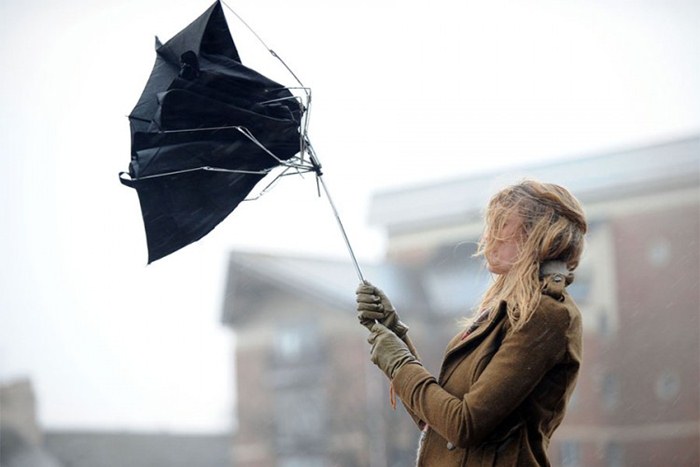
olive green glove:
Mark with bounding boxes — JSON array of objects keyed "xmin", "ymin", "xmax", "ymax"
[
  {"xmin": 368, "ymin": 323, "xmax": 420, "ymax": 379},
  {"xmin": 356, "ymin": 281, "xmax": 409, "ymax": 337},
  {"xmin": 356, "ymin": 281, "xmax": 421, "ymax": 360}
]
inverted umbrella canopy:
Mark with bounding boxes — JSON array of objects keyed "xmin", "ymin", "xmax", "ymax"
[{"xmin": 121, "ymin": 1, "xmax": 306, "ymax": 263}]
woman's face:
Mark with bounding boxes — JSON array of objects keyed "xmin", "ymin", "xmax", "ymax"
[{"xmin": 484, "ymin": 213, "xmax": 522, "ymax": 275}]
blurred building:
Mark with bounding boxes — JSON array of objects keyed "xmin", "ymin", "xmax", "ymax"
[
  {"xmin": 0, "ymin": 378, "xmax": 62, "ymax": 467},
  {"xmin": 221, "ymin": 254, "xmax": 422, "ymax": 467},
  {"xmin": 0, "ymin": 378, "xmax": 231, "ymax": 467},
  {"xmin": 221, "ymin": 134, "xmax": 700, "ymax": 466},
  {"xmin": 44, "ymin": 431, "xmax": 231, "ymax": 467}
]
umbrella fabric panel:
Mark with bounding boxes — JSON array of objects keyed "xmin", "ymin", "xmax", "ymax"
[
  {"xmin": 129, "ymin": 169, "xmax": 264, "ymax": 263},
  {"xmin": 129, "ymin": 1, "xmax": 240, "ymax": 128}
]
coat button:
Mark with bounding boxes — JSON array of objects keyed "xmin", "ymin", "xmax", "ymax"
[{"xmin": 446, "ymin": 442, "xmax": 455, "ymax": 450}]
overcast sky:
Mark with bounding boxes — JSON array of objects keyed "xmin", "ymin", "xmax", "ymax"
[{"xmin": 1, "ymin": 0, "xmax": 698, "ymax": 433}]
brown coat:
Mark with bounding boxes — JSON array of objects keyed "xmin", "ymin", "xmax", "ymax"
[{"xmin": 393, "ymin": 274, "xmax": 582, "ymax": 466}]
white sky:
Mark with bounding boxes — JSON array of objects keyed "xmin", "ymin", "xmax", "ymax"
[{"xmin": 1, "ymin": 0, "xmax": 698, "ymax": 433}]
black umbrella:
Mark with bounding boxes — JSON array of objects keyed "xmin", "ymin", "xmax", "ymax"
[{"xmin": 120, "ymin": 1, "xmax": 362, "ymax": 275}]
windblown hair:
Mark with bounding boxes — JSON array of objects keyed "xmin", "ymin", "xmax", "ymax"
[{"xmin": 474, "ymin": 179, "xmax": 587, "ymax": 330}]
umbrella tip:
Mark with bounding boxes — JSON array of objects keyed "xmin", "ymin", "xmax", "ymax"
[{"xmin": 154, "ymin": 36, "xmax": 163, "ymax": 50}]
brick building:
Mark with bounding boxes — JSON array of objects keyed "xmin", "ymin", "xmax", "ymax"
[
  {"xmin": 221, "ymin": 135, "xmax": 699, "ymax": 466},
  {"xmin": 221, "ymin": 255, "xmax": 423, "ymax": 466}
]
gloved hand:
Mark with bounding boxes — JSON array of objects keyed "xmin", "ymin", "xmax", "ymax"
[
  {"xmin": 356, "ymin": 281, "xmax": 409, "ymax": 338},
  {"xmin": 368, "ymin": 323, "xmax": 420, "ymax": 379}
]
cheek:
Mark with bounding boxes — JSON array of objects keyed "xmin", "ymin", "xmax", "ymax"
[{"xmin": 502, "ymin": 242, "xmax": 520, "ymax": 263}]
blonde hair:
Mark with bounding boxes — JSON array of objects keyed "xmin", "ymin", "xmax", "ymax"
[{"xmin": 474, "ymin": 179, "xmax": 587, "ymax": 330}]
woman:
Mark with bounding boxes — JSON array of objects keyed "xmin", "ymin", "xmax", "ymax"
[{"xmin": 356, "ymin": 179, "xmax": 587, "ymax": 466}]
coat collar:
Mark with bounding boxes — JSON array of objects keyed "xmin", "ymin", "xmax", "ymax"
[
  {"xmin": 540, "ymin": 260, "xmax": 574, "ymax": 286},
  {"xmin": 446, "ymin": 302, "xmax": 507, "ymax": 359},
  {"xmin": 438, "ymin": 303, "xmax": 507, "ymax": 384}
]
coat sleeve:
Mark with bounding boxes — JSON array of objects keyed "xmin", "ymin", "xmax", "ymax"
[
  {"xmin": 392, "ymin": 297, "xmax": 572, "ymax": 448},
  {"xmin": 397, "ymin": 334, "xmax": 432, "ymax": 429}
]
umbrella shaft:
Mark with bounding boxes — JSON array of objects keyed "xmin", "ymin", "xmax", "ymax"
[{"xmin": 318, "ymin": 175, "xmax": 365, "ymax": 283}]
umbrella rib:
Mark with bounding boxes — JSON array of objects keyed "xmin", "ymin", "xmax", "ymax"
[
  {"xmin": 127, "ymin": 166, "xmax": 275, "ymax": 181},
  {"xmin": 220, "ymin": 0, "xmax": 307, "ymax": 95},
  {"xmin": 259, "ymin": 94, "xmax": 306, "ymax": 107},
  {"xmin": 243, "ymin": 166, "xmax": 295, "ymax": 201},
  {"xmin": 159, "ymin": 125, "xmax": 312, "ymax": 170},
  {"xmin": 128, "ymin": 123, "xmax": 315, "ymax": 181}
]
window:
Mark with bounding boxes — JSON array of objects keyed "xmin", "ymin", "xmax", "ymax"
[
  {"xmin": 567, "ymin": 386, "xmax": 580, "ymax": 411},
  {"xmin": 605, "ymin": 442, "xmax": 624, "ymax": 467},
  {"xmin": 602, "ymin": 373, "xmax": 619, "ymax": 411},
  {"xmin": 274, "ymin": 322, "xmax": 322, "ymax": 365},
  {"xmin": 647, "ymin": 237, "xmax": 671, "ymax": 267},
  {"xmin": 655, "ymin": 369, "xmax": 681, "ymax": 402},
  {"xmin": 560, "ymin": 441, "xmax": 581, "ymax": 467}
]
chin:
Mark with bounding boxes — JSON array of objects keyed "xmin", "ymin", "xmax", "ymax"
[{"xmin": 487, "ymin": 263, "xmax": 510, "ymax": 275}]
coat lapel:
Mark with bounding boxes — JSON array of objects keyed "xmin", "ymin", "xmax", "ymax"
[
  {"xmin": 438, "ymin": 303, "xmax": 507, "ymax": 384},
  {"xmin": 449, "ymin": 302, "xmax": 506, "ymax": 356}
]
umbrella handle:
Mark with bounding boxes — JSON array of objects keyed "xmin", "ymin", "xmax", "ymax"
[{"xmin": 317, "ymin": 175, "xmax": 365, "ymax": 283}]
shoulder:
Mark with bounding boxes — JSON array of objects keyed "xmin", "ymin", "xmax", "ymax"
[
  {"xmin": 535, "ymin": 273, "xmax": 580, "ymax": 332},
  {"xmin": 521, "ymin": 273, "xmax": 576, "ymax": 332}
]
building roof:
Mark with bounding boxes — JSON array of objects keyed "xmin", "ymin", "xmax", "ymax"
[
  {"xmin": 369, "ymin": 134, "xmax": 700, "ymax": 234},
  {"xmin": 221, "ymin": 251, "xmax": 430, "ymax": 326}
]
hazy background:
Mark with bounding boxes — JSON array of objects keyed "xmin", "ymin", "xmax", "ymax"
[{"xmin": 1, "ymin": 0, "xmax": 698, "ymax": 434}]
